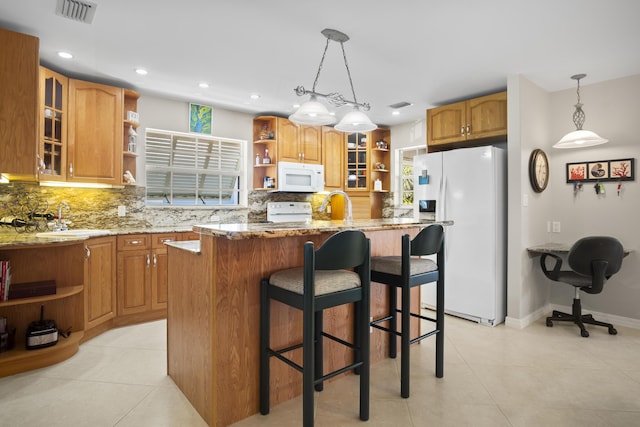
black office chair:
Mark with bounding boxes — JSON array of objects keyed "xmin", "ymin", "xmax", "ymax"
[
  {"xmin": 540, "ymin": 236, "xmax": 624, "ymax": 337},
  {"xmin": 370, "ymin": 224, "xmax": 444, "ymax": 398},
  {"xmin": 260, "ymin": 230, "xmax": 370, "ymax": 427}
]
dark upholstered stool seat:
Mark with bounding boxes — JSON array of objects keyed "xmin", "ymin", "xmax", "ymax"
[
  {"xmin": 370, "ymin": 224, "xmax": 445, "ymax": 398},
  {"xmin": 260, "ymin": 230, "xmax": 371, "ymax": 427}
]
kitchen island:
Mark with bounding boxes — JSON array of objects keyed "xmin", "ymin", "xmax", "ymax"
[{"xmin": 166, "ymin": 218, "xmax": 449, "ymax": 426}]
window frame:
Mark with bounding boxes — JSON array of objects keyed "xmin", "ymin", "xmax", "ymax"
[
  {"xmin": 395, "ymin": 145, "xmax": 427, "ymax": 207},
  {"xmin": 145, "ymin": 128, "xmax": 247, "ymax": 207}
]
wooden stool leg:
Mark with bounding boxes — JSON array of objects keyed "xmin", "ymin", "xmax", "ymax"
[
  {"xmin": 314, "ymin": 310, "xmax": 324, "ymax": 391},
  {"xmin": 389, "ymin": 284, "xmax": 397, "ymax": 359},
  {"xmin": 400, "ymin": 283, "xmax": 411, "ymax": 398},
  {"xmin": 259, "ymin": 279, "xmax": 270, "ymax": 415}
]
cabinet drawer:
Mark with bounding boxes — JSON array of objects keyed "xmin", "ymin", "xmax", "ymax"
[
  {"xmin": 180, "ymin": 231, "xmax": 200, "ymax": 241},
  {"xmin": 117, "ymin": 234, "xmax": 151, "ymax": 251},
  {"xmin": 152, "ymin": 233, "xmax": 181, "ymax": 248}
]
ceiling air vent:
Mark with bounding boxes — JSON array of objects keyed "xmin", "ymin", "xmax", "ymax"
[
  {"xmin": 56, "ymin": 0, "xmax": 98, "ymax": 24},
  {"xmin": 389, "ymin": 101, "xmax": 413, "ymax": 109}
]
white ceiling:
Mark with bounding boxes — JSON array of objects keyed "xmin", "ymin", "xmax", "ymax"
[{"xmin": 2, "ymin": 0, "xmax": 640, "ymax": 127}]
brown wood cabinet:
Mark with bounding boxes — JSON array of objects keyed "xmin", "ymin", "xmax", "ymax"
[
  {"xmin": 116, "ymin": 232, "xmax": 181, "ymax": 316},
  {"xmin": 253, "ymin": 116, "xmax": 278, "ymax": 190},
  {"xmin": 321, "ymin": 126, "xmax": 345, "ymax": 192},
  {"xmin": 277, "ymin": 118, "xmax": 322, "ymax": 164},
  {"xmin": 68, "ymin": 79, "xmax": 123, "ymax": 184},
  {"xmin": 427, "ymin": 91, "xmax": 507, "ymax": 150},
  {"xmin": 39, "ymin": 66, "xmax": 68, "ymax": 181},
  {"xmin": 0, "ymin": 28, "xmax": 39, "ymax": 181},
  {"xmin": 84, "ymin": 236, "xmax": 117, "ymax": 330},
  {"xmin": 122, "ymin": 89, "xmax": 140, "ymax": 185}
]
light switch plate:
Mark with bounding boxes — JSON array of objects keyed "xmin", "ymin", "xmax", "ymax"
[{"xmin": 117, "ymin": 205, "xmax": 126, "ymax": 217}]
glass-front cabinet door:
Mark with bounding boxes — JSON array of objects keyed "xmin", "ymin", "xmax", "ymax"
[
  {"xmin": 346, "ymin": 132, "xmax": 369, "ymax": 190},
  {"xmin": 39, "ymin": 67, "xmax": 67, "ymax": 180}
]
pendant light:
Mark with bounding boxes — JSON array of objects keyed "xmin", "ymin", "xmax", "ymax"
[
  {"xmin": 289, "ymin": 29, "xmax": 376, "ymax": 132},
  {"xmin": 553, "ymin": 74, "xmax": 608, "ymax": 149}
]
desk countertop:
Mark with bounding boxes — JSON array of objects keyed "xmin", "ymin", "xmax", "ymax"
[{"xmin": 528, "ymin": 242, "xmax": 632, "ymax": 256}]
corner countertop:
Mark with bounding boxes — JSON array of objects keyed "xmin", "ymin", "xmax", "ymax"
[{"xmin": 193, "ymin": 218, "xmax": 452, "ymax": 240}]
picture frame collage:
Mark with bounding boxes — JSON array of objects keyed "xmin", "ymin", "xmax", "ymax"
[{"xmin": 566, "ymin": 158, "xmax": 635, "ymax": 183}]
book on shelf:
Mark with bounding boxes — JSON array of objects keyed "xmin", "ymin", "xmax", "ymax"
[{"xmin": 0, "ymin": 260, "xmax": 11, "ymax": 301}]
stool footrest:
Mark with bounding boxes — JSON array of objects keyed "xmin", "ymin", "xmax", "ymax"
[{"xmin": 315, "ymin": 361, "xmax": 364, "ymax": 385}]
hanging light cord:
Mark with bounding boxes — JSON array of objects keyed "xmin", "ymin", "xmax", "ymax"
[{"xmin": 293, "ymin": 30, "xmax": 370, "ymax": 111}]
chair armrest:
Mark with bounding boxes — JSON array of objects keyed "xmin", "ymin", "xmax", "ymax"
[{"xmin": 540, "ymin": 253, "xmax": 563, "ymax": 281}]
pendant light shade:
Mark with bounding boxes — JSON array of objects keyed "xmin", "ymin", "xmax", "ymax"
[
  {"xmin": 288, "ymin": 96, "xmax": 336, "ymax": 125},
  {"xmin": 554, "ymin": 74, "xmax": 608, "ymax": 149},
  {"xmin": 554, "ymin": 129, "xmax": 608, "ymax": 149},
  {"xmin": 335, "ymin": 108, "xmax": 377, "ymax": 132},
  {"xmin": 289, "ymin": 28, "xmax": 375, "ymax": 131}
]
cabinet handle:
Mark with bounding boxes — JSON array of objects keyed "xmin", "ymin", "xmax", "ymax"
[
  {"xmin": 301, "ymin": 152, "xmax": 304, "ymax": 161},
  {"xmin": 128, "ymin": 240, "xmax": 142, "ymax": 245},
  {"xmin": 85, "ymin": 247, "xmax": 91, "ymax": 259},
  {"xmin": 466, "ymin": 124, "xmax": 470, "ymax": 135},
  {"xmin": 153, "ymin": 254, "xmax": 157, "ymax": 267},
  {"xmin": 460, "ymin": 126, "xmax": 465, "ymax": 136},
  {"xmin": 160, "ymin": 238, "xmax": 173, "ymax": 243},
  {"xmin": 146, "ymin": 254, "xmax": 150, "ymax": 267},
  {"xmin": 69, "ymin": 162, "xmax": 73, "ymax": 177}
]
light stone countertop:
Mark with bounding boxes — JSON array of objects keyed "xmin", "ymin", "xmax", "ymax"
[
  {"xmin": 0, "ymin": 225, "xmax": 196, "ymax": 248},
  {"xmin": 193, "ymin": 218, "xmax": 452, "ymax": 240}
]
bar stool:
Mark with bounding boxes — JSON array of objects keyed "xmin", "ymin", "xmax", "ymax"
[
  {"xmin": 260, "ymin": 230, "xmax": 371, "ymax": 427},
  {"xmin": 370, "ymin": 224, "xmax": 444, "ymax": 398}
]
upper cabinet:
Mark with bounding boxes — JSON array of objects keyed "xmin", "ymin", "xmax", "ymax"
[
  {"xmin": 345, "ymin": 132, "xmax": 369, "ymax": 191},
  {"xmin": 0, "ymin": 28, "xmax": 39, "ymax": 181},
  {"xmin": 39, "ymin": 66, "xmax": 68, "ymax": 181},
  {"xmin": 277, "ymin": 119, "xmax": 321, "ymax": 164},
  {"xmin": 321, "ymin": 126, "xmax": 344, "ymax": 192},
  {"xmin": 369, "ymin": 127, "xmax": 391, "ymax": 193},
  {"xmin": 427, "ymin": 91, "xmax": 507, "ymax": 151},
  {"xmin": 67, "ymin": 79, "xmax": 123, "ymax": 184}
]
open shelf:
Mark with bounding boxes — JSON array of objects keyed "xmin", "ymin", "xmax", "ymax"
[{"xmin": 0, "ymin": 285, "xmax": 83, "ymax": 308}]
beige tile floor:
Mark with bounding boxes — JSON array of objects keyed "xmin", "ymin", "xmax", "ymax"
[{"xmin": 1, "ymin": 313, "xmax": 640, "ymax": 427}]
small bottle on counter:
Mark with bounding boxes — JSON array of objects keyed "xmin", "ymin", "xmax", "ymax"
[
  {"xmin": 263, "ymin": 148, "xmax": 271, "ymax": 164},
  {"xmin": 255, "ymin": 153, "xmax": 260, "ymax": 166}
]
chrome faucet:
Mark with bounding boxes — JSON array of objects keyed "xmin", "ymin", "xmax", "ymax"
[
  {"xmin": 319, "ymin": 190, "xmax": 352, "ymax": 222},
  {"xmin": 55, "ymin": 201, "xmax": 70, "ymax": 231}
]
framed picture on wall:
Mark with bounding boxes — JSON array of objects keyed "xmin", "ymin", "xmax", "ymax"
[
  {"xmin": 566, "ymin": 158, "xmax": 635, "ymax": 183},
  {"xmin": 189, "ymin": 103, "xmax": 212, "ymax": 134}
]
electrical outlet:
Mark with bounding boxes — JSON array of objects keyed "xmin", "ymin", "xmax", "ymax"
[
  {"xmin": 552, "ymin": 221, "xmax": 561, "ymax": 233},
  {"xmin": 117, "ymin": 205, "xmax": 126, "ymax": 217},
  {"xmin": 209, "ymin": 215, "xmax": 220, "ymax": 223}
]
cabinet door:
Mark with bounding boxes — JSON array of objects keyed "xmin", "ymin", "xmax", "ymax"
[
  {"xmin": 39, "ymin": 67, "xmax": 68, "ymax": 181},
  {"xmin": 151, "ymin": 248, "xmax": 168, "ymax": 310},
  {"xmin": 345, "ymin": 132, "xmax": 369, "ymax": 191},
  {"xmin": 84, "ymin": 236, "xmax": 117, "ymax": 330},
  {"xmin": 322, "ymin": 127, "xmax": 344, "ymax": 191},
  {"xmin": 277, "ymin": 118, "xmax": 301, "ymax": 162},
  {"xmin": 466, "ymin": 91, "xmax": 507, "ymax": 141},
  {"xmin": 117, "ymin": 249, "xmax": 152, "ymax": 315},
  {"xmin": 427, "ymin": 101, "xmax": 466, "ymax": 146},
  {"xmin": 299, "ymin": 125, "xmax": 322, "ymax": 163},
  {"xmin": 0, "ymin": 28, "xmax": 39, "ymax": 181},
  {"xmin": 68, "ymin": 79, "xmax": 123, "ymax": 183}
]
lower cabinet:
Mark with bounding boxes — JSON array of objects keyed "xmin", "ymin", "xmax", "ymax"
[
  {"xmin": 116, "ymin": 233, "xmax": 181, "ymax": 316},
  {"xmin": 84, "ymin": 236, "xmax": 117, "ymax": 330}
]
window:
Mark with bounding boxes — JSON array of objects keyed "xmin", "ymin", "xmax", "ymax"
[
  {"xmin": 145, "ymin": 128, "xmax": 246, "ymax": 206},
  {"xmin": 396, "ymin": 146, "xmax": 427, "ymax": 206}
]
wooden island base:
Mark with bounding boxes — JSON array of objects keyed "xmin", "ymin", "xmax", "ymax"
[{"xmin": 167, "ymin": 226, "xmax": 424, "ymax": 426}]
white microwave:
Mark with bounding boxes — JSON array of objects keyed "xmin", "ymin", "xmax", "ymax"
[{"xmin": 277, "ymin": 161, "xmax": 325, "ymax": 193}]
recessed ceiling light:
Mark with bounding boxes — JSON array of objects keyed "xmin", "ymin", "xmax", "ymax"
[
  {"xmin": 199, "ymin": 82, "xmax": 209, "ymax": 89},
  {"xmin": 57, "ymin": 51, "xmax": 73, "ymax": 59},
  {"xmin": 250, "ymin": 93, "xmax": 260, "ymax": 100},
  {"xmin": 135, "ymin": 68, "xmax": 148, "ymax": 76},
  {"xmin": 392, "ymin": 111, "xmax": 400, "ymax": 116},
  {"xmin": 293, "ymin": 103, "xmax": 301, "ymax": 109}
]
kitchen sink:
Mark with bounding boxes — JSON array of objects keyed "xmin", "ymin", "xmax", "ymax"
[{"xmin": 35, "ymin": 229, "xmax": 112, "ymax": 238}]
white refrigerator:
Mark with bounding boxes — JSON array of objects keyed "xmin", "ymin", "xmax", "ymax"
[{"xmin": 414, "ymin": 146, "xmax": 506, "ymax": 326}]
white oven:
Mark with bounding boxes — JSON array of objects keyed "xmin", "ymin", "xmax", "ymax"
[{"xmin": 266, "ymin": 202, "xmax": 312, "ymax": 223}]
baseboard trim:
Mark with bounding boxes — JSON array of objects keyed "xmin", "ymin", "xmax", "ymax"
[{"xmin": 506, "ymin": 304, "xmax": 640, "ymax": 330}]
